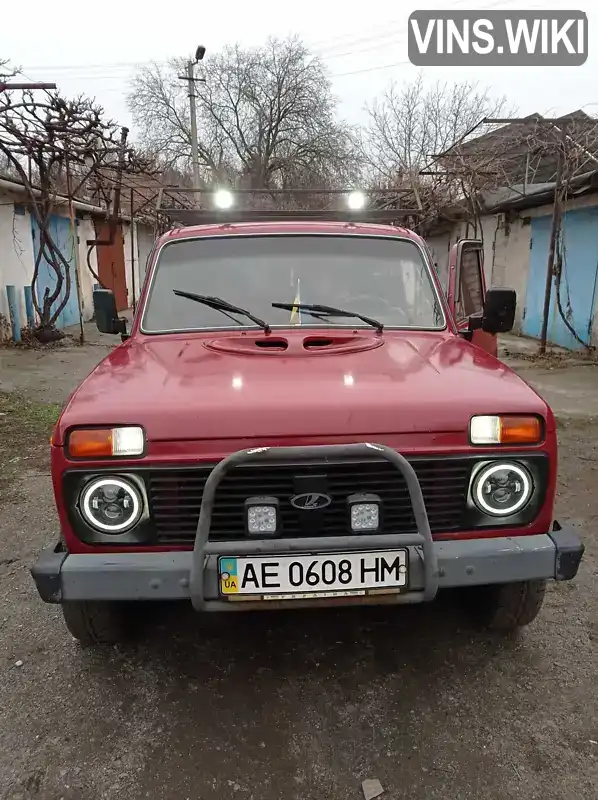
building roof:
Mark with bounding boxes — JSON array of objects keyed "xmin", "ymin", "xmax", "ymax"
[
  {"xmin": 485, "ymin": 168, "xmax": 598, "ymax": 213},
  {"xmin": 439, "ymin": 110, "xmax": 598, "ymax": 186},
  {"xmin": 0, "ymin": 174, "xmax": 105, "ymax": 215}
]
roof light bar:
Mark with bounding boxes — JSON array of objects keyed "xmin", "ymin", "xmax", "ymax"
[
  {"xmin": 213, "ymin": 189, "xmax": 234, "ymax": 210},
  {"xmin": 347, "ymin": 190, "xmax": 367, "ymax": 211}
]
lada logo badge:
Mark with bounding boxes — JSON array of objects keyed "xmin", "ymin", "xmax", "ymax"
[{"xmin": 290, "ymin": 492, "xmax": 332, "ymax": 510}]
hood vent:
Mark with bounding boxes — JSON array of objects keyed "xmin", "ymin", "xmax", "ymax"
[
  {"xmin": 303, "ymin": 337, "xmax": 334, "ymax": 349},
  {"xmin": 204, "ymin": 332, "xmax": 383, "ymax": 356},
  {"xmin": 254, "ymin": 338, "xmax": 289, "ymax": 350}
]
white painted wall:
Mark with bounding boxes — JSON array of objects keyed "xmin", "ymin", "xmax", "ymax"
[
  {"xmin": 136, "ymin": 223, "xmax": 156, "ymax": 292},
  {"xmin": 0, "ymin": 190, "xmax": 35, "ymax": 337},
  {"xmin": 122, "ymin": 220, "xmax": 157, "ymax": 305},
  {"xmin": 123, "ymin": 220, "xmax": 138, "ymax": 305},
  {"xmin": 76, "ymin": 215, "xmax": 99, "ymax": 322}
]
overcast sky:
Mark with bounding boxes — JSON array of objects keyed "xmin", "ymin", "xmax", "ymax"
[{"xmin": 2, "ymin": 0, "xmax": 596, "ymax": 139}]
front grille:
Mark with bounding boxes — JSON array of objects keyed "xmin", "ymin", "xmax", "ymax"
[{"xmin": 147, "ymin": 459, "xmax": 473, "ymax": 546}]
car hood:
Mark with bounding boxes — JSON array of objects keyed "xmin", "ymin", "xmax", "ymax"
[{"xmin": 58, "ymin": 330, "xmax": 548, "ymax": 442}]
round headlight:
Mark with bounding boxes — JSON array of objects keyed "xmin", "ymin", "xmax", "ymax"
[
  {"xmin": 80, "ymin": 477, "xmax": 142, "ymax": 533},
  {"xmin": 473, "ymin": 463, "xmax": 533, "ymax": 516}
]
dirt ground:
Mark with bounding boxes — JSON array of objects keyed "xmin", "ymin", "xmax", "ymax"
[{"xmin": 0, "ymin": 327, "xmax": 596, "ymax": 800}]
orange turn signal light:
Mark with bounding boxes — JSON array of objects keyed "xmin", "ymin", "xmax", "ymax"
[
  {"xmin": 470, "ymin": 415, "xmax": 543, "ymax": 445},
  {"xmin": 67, "ymin": 426, "xmax": 145, "ymax": 458},
  {"xmin": 499, "ymin": 416, "xmax": 542, "ymax": 444},
  {"xmin": 68, "ymin": 429, "xmax": 113, "ymax": 458}
]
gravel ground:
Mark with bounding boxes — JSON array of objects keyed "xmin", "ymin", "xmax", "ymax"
[{"xmin": 0, "ymin": 335, "xmax": 596, "ymax": 800}]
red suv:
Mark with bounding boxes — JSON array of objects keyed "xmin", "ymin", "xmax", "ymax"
[{"xmin": 31, "ymin": 220, "xmax": 584, "ymax": 645}]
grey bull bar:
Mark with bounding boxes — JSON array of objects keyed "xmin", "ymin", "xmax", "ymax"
[{"xmin": 190, "ymin": 442, "xmax": 438, "ymax": 611}]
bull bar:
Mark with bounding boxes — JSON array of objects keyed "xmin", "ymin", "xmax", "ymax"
[{"xmin": 189, "ymin": 442, "xmax": 439, "ymax": 611}]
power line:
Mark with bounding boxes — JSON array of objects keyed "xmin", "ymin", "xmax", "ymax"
[
  {"xmin": 19, "ymin": 0, "xmax": 548, "ymax": 85},
  {"xmin": 331, "ymin": 60, "xmax": 411, "ymax": 78},
  {"xmin": 320, "ymin": 0, "xmax": 529, "ymax": 60}
]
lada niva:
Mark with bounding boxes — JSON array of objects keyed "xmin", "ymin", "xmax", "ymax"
[{"xmin": 31, "ymin": 217, "xmax": 584, "ymax": 644}]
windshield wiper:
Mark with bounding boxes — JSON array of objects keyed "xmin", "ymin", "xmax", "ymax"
[
  {"xmin": 173, "ymin": 290, "xmax": 271, "ymax": 333},
  {"xmin": 271, "ymin": 302, "xmax": 384, "ymax": 333}
]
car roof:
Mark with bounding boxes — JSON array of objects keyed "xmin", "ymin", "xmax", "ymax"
[{"xmin": 158, "ymin": 220, "xmax": 425, "ymax": 246}]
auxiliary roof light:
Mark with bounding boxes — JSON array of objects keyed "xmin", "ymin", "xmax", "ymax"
[
  {"xmin": 347, "ymin": 190, "xmax": 367, "ymax": 211},
  {"xmin": 245, "ymin": 497, "xmax": 279, "ymax": 537},
  {"xmin": 213, "ymin": 188, "xmax": 234, "ymax": 210},
  {"xmin": 347, "ymin": 493, "xmax": 381, "ymax": 532}
]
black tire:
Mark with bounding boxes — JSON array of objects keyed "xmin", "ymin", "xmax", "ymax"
[
  {"xmin": 61, "ymin": 601, "xmax": 131, "ymax": 646},
  {"xmin": 473, "ymin": 580, "xmax": 547, "ymax": 632}
]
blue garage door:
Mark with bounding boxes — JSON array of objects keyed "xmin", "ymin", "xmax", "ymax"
[
  {"xmin": 523, "ymin": 208, "xmax": 598, "ymax": 350},
  {"xmin": 31, "ymin": 214, "xmax": 80, "ymax": 329}
]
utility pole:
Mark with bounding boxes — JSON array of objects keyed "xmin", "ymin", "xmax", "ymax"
[
  {"xmin": 179, "ymin": 46, "xmax": 206, "ymax": 208},
  {"xmin": 65, "ymin": 156, "xmax": 85, "ymax": 346}
]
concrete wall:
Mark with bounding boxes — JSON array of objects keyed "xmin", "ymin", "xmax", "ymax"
[
  {"xmin": 427, "ymin": 213, "xmax": 533, "ymax": 334},
  {"xmin": 427, "ymin": 219, "xmax": 495, "ymax": 295},
  {"xmin": 484, "ymin": 193, "xmax": 598, "ymax": 340},
  {"xmin": 426, "ymin": 231, "xmax": 453, "ymax": 293},
  {"xmin": 487, "ymin": 213, "xmax": 531, "ymax": 333}
]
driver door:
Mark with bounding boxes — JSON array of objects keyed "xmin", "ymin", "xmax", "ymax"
[{"xmin": 447, "ymin": 239, "xmax": 497, "ymax": 358}]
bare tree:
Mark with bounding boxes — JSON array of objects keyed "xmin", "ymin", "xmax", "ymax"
[
  {"xmin": 361, "ymin": 74, "xmax": 511, "ymax": 223},
  {"xmin": 0, "ymin": 58, "xmax": 18, "ymax": 82},
  {"xmin": 128, "ymin": 37, "xmax": 360, "ymax": 193},
  {"xmin": 0, "ymin": 85, "xmax": 147, "ymax": 340}
]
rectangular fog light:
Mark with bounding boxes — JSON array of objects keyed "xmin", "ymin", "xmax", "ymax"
[
  {"xmin": 245, "ymin": 496, "xmax": 279, "ymax": 536},
  {"xmin": 348, "ymin": 493, "xmax": 381, "ymax": 532}
]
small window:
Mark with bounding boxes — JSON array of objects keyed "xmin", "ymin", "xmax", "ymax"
[
  {"xmin": 13, "ymin": 203, "xmax": 26, "ymax": 216},
  {"xmin": 456, "ymin": 248, "xmax": 484, "ymax": 321}
]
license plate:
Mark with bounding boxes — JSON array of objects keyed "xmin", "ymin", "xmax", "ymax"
[{"xmin": 218, "ymin": 550, "xmax": 408, "ymax": 599}]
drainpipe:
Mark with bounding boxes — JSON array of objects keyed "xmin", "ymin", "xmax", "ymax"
[{"xmin": 23, "ymin": 286, "xmax": 35, "ymax": 328}]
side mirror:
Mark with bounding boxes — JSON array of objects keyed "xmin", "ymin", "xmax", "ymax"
[
  {"xmin": 471, "ymin": 287, "xmax": 516, "ymax": 334},
  {"xmin": 93, "ymin": 289, "xmax": 127, "ymax": 337}
]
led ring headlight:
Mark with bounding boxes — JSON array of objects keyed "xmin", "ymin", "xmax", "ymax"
[
  {"xmin": 473, "ymin": 463, "xmax": 533, "ymax": 517},
  {"xmin": 80, "ymin": 477, "xmax": 142, "ymax": 533}
]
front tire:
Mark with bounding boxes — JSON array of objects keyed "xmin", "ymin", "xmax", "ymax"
[
  {"xmin": 61, "ymin": 601, "xmax": 131, "ymax": 646},
  {"xmin": 474, "ymin": 580, "xmax": 547, "ymax": 632}
]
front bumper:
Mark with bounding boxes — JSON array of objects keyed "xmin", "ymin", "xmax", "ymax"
[
  {"xmin": 32, "ymin": 443, "xmax": 585, "ymax": 611},
  {"xmin": 32, "ymin": 525, "xmax": 584, "ymax": 610}
]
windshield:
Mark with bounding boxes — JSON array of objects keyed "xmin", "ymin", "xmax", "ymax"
[{"xmin": 141, "ymin": 234, "xmax": 445, "ymax": 333}]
